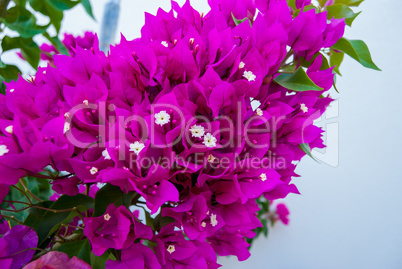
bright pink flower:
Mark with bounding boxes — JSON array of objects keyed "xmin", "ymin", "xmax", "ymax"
[
  {"xmin": 0, "ymin": 225, "xmax": 38, "ymax": 269},
  {"xmin": 276, "ymin": 203, "xmax": 290, "ymax": 225},
  {"xmin": 295, "ymin": 0, "xmax": 311, "ymax": 9},
  {"xmin": 23, "ymin": 251, "xmax": 91, "ymax": 269},
  {"xmin": 84, "ymin": 204, "xmax": 132, "ymax": 256},
  {"xmin": 105, "ymin": 243, "xmax": 161, "ymax": 269}
]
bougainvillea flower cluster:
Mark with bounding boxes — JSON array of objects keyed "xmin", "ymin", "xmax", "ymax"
[{"xmin": 0, "ymin": 0, "xmax": 378, "ymax": 267}]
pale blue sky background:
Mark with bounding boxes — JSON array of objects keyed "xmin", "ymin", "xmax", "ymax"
[{"xmin": 4, "ymin": 0, "xmax": 402, "ymax": 268}]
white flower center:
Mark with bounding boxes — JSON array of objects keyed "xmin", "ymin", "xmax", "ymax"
[
  {"xmin": 161, "ymin": 41, "xmax": 168, "ymax": 47},
  {"xmin": 9, "ymin": 89, "xmax": 14, "ymax": 93},
  {"xmin": 190, "ymin": 124, "xmax": 205, "ymax": 138},
  {"xmin": 5, "ymin": 125, "xmax": 13, "ymax": 134},
  {"xmin": 167, "ymin": 245, "xmax": 176, "ymax": 254},
  {"xmin": 129, "ymin": 141, "xmax": 145, "ymax": 155},
  {"xmin": 102, "ymin": 149, "xmax": 111, "ymax": 160},
  {"xmin": 155, "ymin": 110, "xmax": 170, "ymax": 126},
  {"xmin": 83, "ymin": 100, "xmax": 89, "ymax": 106},
  {"xmin": 104, "ymin": 213, "xmax": 111, "ymax": 221},
  {"xmin": 63, "ymin": 122, "xmax": 70, "ymax": 134},
  {"xmin": 0, "ymin": 145, "xmax": 9, "ymax": 156},
  {"xmin": 239, "ymin": 61, "xmax": 245, "ymax": 69},
  {"xmin": 207, "ymin": 154, "xmax": 216, "ymax": 163},
  {"xmin": 260, "ymin": 173, "xmax": 267, "ymax": 182},
  {"xmin": 243, "ymin": 70, "xmax": 256, "ymax": 81},
  {"xmin": 203, "ymin": 133, "xmax": 217, "ymax": 148},
  {"xmin": 255, "ymin": 108, "xmax": 263, "ymax": 116},
  {"xmin": 90, "ymin": 167, "xmax": 98, "ymax": 175},
  {"xmin": 189, "ymin": 38, "xmax": 195, "ymax": 45},
  {"xmin": 210, "ymin": 213, "xmax": 218, "ymax": 227},
  {"xmin": 300, "ymin": 103, "xmax": 308, "ymax": 113},
  {"xmin": 201, "ymin": 221, "xmax": 206, "ymax": 228}
]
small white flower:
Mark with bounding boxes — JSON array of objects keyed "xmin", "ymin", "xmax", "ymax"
[
  {"xmin": 203, "ymin": 133, "xmax": 217, "ymax": 148},
  {"xmin": 239, "ymin": 61, "xmax": 245, "ymax": 69},
  {"xmin": 167, "ymin": 245, "xmax": 176, "ymax": 254},
  {"xmin": 155, "ymin": 110, "xmax": 170, "ymax": 126},
  {"xmin": 201, "ymin": 222, "xmax": 206, "ymax": 228},
  {"xmin": 83, "ymin": 100, "xmax": 89, "ymax": 106},
  {"xmin": 207, "ymin": 154, "xmax": 216, "ymax": 163},
  {"xmin": 9, "ymin": 89, "xmax": 14, "ymax": 93},
  {"xmin": 63, "ymin": 122, "xmax": 70, "ymax": 134},
  {"xmin": 210, "ymin": 213, "xmax": 218, "ymax": 227},
  {"xmin": 5, "ymin": 125, "xmax": 13, "ymax": 134},
  {"xmin": 90, "ymin": 167, "xmax": 98, "ymax": 175},
  {"xmin": 0, "ymin": 145, "xmax": 9, "ymax": 156},
  {"xmin": 189, "ymin": 38, "xmax": 195, "ymax": 45},
  {"xmin": 64, "ymin": 112, "xmax": 70, "ymax": 119},
  {"xmin": 103, "ymin": 213, "xmax": 111, "ymax": 221},
  {"xmin": 129, "ymin": 141, "xmax": 145, "ymax": 155},
  {"xmin": 161, "ymin": 41, "xmax": 168, "ymax": 47},
  {"xmin": 190, "ymin": 124, "xmax": 205, "ymax": 138},
  {"xmin": 255, "ymin": 108, "xmax": 263, "ymax": 116},
  {"xmin": 102, "ymin": 149, "xmax": 111, "ymax": 160},
  {"xmin": 260, "ymin": 173, "xmax": 267, "ymax": 182},
  {"xmin": 300, "ymin": 103, "xmax": 308, "ymax": 113},
  {"xmin": 243, "ymin": 70, "xmax": 256, "ymax": 82}
]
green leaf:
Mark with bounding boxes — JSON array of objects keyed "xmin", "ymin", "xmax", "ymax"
[
  {"xmin": 231, "ymin": 13, "xmax": 248, "ymax": 25},
  {"xmin": 45, "ymin": 0, "xmax": 80, "ymax": 11},
  {"xmin": 42, "ymin": 32, "xmax": 69, "ymax": 55},
  {"xmin": 262, "ymin": 199, "xmax": 269, "ymax": 213},
  {"xmin": 23, "ymin": 201, "xmax": 54, "ymax": 228},
  {"xmin": 32, "ymin": 194, "xmax": 93, "ymax": 244},
  {"xmin": 0, "ymin": 63, "xmax": 20, "ymax": 82},
  {"xmin": 153, "ymin": 214, "xmax": 175, "ymax": 231},
  {"xmin": 29, "ymin": 0, "xmax": 64, "ymax": 32},
  {"xmin": 332, "ymin": 38, "xmax": 381, "ymax": 71},
  {"xmin": 90, "ymin": 251, "xmax": 110, "ymax": 269},
  {"xmin": 58, "ymin": 238, "xmax": 91, "ymax": 264},
  {"xmin": 1, "ymin": 36, "xmax": 40, "ymax": 68},
  {"xmin": 262, "ymin": 219, "xmax": 268, "ymax": 237},
  {"xmin": 81, "ymin": 0, "xmax": 95, "ymax": 20},
  {"xmin": 330, "ymin": 50, "xmax": 344, "ymax": 75},
  {"xmin": 274, "ymin": 67, "xmax": 323, "ymax": 92},
  {"xmin": 326, "ymin": 4, "xmax": 361, "ymax": 26},
  {"xmin": 333, "ymin": 75, "xmax": 339, "ymax": 93},
  {"xmin": 300, "ymin": 52, "xmax": 330, "ymax": 71},
  {"xmin": 12, "ymin": 0, "xmax": 28, "ymax": 6},
  {"xmin": 317, "ymin": 0, "xmax": 327, "ymax": 6},
  {"xmin": 26, "ymin": 176, "xmax": 54, "ymax": 201},
  {"xmin": 287, "ymin": 0, "xmax": 296, "ymax": 10},
  {"xmin": 299, "ymin": 143, "xmax": 318, "ymax": 161},
  {"xmin": 93, "ymin": 184, "xmax": 135, "ymax": 217},
  {"xmin": 334, "ymin": 0, "xmax": 364, "ymax": 7},
  {"xmin": 0, "ymin": 6, "xmax": 48, "ymax": 37}
]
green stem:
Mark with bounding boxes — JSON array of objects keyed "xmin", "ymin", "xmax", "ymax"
[
  {"xmin": 1, "ymin": 214, "xmax": 22, "ymax": 224},
  {"xmin": 19, "ymin": 179, "xmax": 42, "ymax": 202},
  {"xmin": 11, "ymin": 185, "xmax": 32, "ymax": 205}
]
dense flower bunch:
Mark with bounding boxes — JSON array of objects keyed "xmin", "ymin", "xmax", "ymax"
[{"xmin": 0, "ymin": 0, "xmax": 378, "ymax": 268}]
